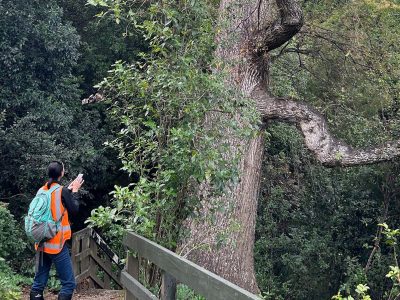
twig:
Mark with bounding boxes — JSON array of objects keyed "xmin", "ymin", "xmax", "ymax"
[{"xmin": 365, "ymin": 178, "xmax": 393, "ymax": 273}]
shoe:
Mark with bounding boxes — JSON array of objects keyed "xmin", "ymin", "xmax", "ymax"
[
  {"xmin": 57, "ymin": 294, "xmax": 73, "ymax": 300},
  {"xmin": 30, "ymin": 291, "xmax": 44, "ymax": 300}
]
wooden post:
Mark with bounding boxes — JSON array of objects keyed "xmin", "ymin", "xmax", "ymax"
[
  {"xmin": 71, "ymin": 234, "xmax": 80, "ymax": 277},
  {"xmin": 81, "ymin": 234, "xmax": 90, "ymax": 272},
  {"xmin": 71, "ymin": 234, "xmax": 82, "ymax": 291},
  {"xmin": 125, "ymin": 252, "xmax": 139, "ymax": 300},
  {"xmin": 161, "ymin": 271, "xmax": 177, "ymax": 300},
  {"xmin": 89, "ymin": 237, "xmax": 98, "ymax": 288}
]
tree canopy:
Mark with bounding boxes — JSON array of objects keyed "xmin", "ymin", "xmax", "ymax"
[{"xmin": 0, "ymin": 0, "xmax": 119, "ymax": 220}]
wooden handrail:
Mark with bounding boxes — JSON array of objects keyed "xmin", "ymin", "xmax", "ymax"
[{"xmin": 122, "ymin": 231, "xmax": 260, "ymax": 300}]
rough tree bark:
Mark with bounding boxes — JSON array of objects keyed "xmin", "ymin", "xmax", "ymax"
[{"xmin": 181, "ymin": 0, "xmax": 400, "ymax": 294}]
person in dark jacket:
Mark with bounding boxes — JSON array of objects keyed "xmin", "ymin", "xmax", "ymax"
[{"xmin": 30, "ymin": 161, "xmax": 83, "ymax": 300}]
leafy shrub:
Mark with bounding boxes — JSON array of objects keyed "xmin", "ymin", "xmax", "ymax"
[
  {"xmin": 176, "ymin": 284, "xmax": 205, "ymax": 300},
  {"xmin": 0, "ymin": 259, "xmax": 23, "ymax": 300},
  {"xmin": 0, "ymin": 204, "xmax": 26, "ymax": 262}
]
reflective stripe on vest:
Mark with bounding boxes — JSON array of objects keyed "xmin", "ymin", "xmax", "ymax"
[
  {"xmin": 35, "ymin": 183, "xmax": 72, "ymax": 254},
  {"xmin": 54, "ymin": 187, "xmax": 63, "ymax": 221}
]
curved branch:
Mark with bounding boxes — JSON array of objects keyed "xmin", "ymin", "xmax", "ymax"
[
  {"xmin": 253, "ymin": 0, "xmax": 304, "ymax": 53},
  {"xmin": 253, "ymin": 91, "xmax": 400, "ymax": 166}
]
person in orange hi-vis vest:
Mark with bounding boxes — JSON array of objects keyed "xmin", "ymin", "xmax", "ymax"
[{"xmin": 30, "ymin": 161, "xmax": 84, "ymax": 300}]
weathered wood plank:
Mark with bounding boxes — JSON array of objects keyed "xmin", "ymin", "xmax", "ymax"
[
  {"xmin": 90, "ymin": 268, "xmax": 104, "ymax": 289},
  {"xmin": 88, "ymin": 238, "xmax": 98, "ymax": 289},
  {"xmin": 90, "ymin": 228, "xmax": 124, "ymax": 268},
  {"xmin": 75, "ymin": 268, "xmax": 90, "ymax": 283},
  {"xmin": 74, "ymin": 248, "xmax": 90, "ymax": 262},
  {"xmin": 90, "ymin": 246, "xmax": 122, "ymax": 287},
  {"xmin": 160, "ymin": 271, "xmax": 176, "ymax": 300},
  {"xmin": 125, "ymin": 253, "xmax": 139, "ymax": 300},
  {"xmin": 121, "ymin": 270, "xmax": 158, "ymax": 300},
  {"xmin": 123, "ymin": 232, "xmax": 260, "ymax": 300},
  {"xmin": 73, "ymin": 227, "xmax": 123, "ymax": 290},
  {"xmin": 73, "ymin": 227, "xmax": 91, "ymax": 241},
  {"xmin": 71, "ymin": 234, "xmax": 81, "ymax": 277},
  {"xmin": 81, "ymin": 235, "xmax": 90, "ymax": 275},
  {"xmin": 104, "ymin": 255, "xmax": 112, "ymax": 289}
]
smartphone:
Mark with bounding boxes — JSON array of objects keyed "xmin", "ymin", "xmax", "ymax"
[{"xmin": 67, "ymin": 174, "xmax": 84, "ymax": 188}]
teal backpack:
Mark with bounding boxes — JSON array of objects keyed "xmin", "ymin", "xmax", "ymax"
[{"xmin": 24, "ymin": 184, "xmax": 62, "ymax": 243}]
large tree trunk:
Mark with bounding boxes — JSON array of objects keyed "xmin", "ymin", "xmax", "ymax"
[
  {"xmin": 182, "ymin": 133, "xmax": 265, "ymax": 292},
  {"xmin": 182, "ymin": 0, "xmax": 283, "ymax": 293},
  {"xmin": 181, "ymin": 0, "xmax": 400, "ymax": 294}
]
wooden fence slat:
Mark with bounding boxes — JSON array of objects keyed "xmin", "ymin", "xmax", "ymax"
[
  {"xmin": 73, "ymin": 227, "xmax": 91, "ymax": 241},
  {"xmin": 90, "ymin": 267, "xmax": 105, "ymax": 288},
  {"xmin": 75, "ymin": 268, "xmax": 90, "ymax": 283},
  {"xmin": 74, "ymin": 248, "xmax": 90, "ymax": 262},
  {"xmin": 71, "ymin": 234, "xmax": 80, "ymax": 277},
  {"xmin": 121, "ymin": 270, "xmax": 158, "ymax": 300},
  {"xmin": 72, "ymin": 228, "xmax": 123, "ymax": 290},
  {"xmin": 160, "ymin": 271, "xmax": 176, "ymax": 300},
  {"xmin": 123, "ymin": 232, "xmax": 260, "ymax": 300},
  {"xmin": 125, "ymin": 253, "xmax": 139, "ymax": 300},
  {"xmin": 88, "ymin": 238, "xmax": 98, "ymax": 289},
  {"xmin": 90, "ymin": 247, "xmax": 122, "ymax": 288},
  {"xmin": 81, "ymin": 235, "xmax": 90, "ymax": 276},
  {"xmin": 104, "ymin": 257, "xmax": 112, "ymax": 289}
]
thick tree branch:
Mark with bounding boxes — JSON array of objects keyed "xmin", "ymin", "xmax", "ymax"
[
  {"xmin": 253, "ymin": 0, "xmax": 304, "ymax": 53},
  {"xmin": 253, "ymin": 91, "xmax": 400, "ymax": 166}
]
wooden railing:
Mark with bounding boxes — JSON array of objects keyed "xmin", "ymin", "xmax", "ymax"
[
  {"xmin": 71, "ymin": 228, "xmax": 123, "ymax": 290},
  {"xmin": 121, "ymin": 231, "xmax": 261, "ymax": 300}
]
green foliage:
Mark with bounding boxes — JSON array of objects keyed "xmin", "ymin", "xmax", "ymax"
[
  {"xmin": 0, "ymin": 0, "xmax": 119, "ymax": 221},
  {"xmin": 0, "ymin": 205, "xmax": 27, "ymax": 299},
  {"xmin": 332, "ymin": 283, "xmax": 372, "ymax": 300},
  {"xmin": 255, "ymin": 123, "xmax": 400, "ymax": 299},
  {"xmin": 0, "ymin": 261, "xmax": 23, "ymax": 300},
  {"xmin": 0, "ymin": 204, "xmax": 26, "ymax": 262},
  {"xmin": 255, "ymin": 1, "xmax": 400, "ymax": 299},
  {"xmin": 331, "ymin": 223, "xmax": 400, "ymax": 300},
  {"xmin": 270, "ymin": 0, "xmax": 400, "ymax": 146},
  {"xmin": 380, "ymin": 224, "xmax": 400, "ymax": 299},
  {"xmin": 176, "ymin": 284, "xmax": 205, "ymax": 300},
  {"xmin": 57, "ymin": 0, "xmax": 146, "ymax": 96},
  {"xmin": 86, "ymin": 204, "xmax": 125, "ymax": 254},
  {"xmin": 87, "ymin": 0, "xmax": 259, "ymax": 251},
  {"xmin": 0, "ymin": 0, "xmax": 126, "ymax": 290}
]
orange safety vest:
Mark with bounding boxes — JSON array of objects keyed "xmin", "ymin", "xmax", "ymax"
[{"xmin": 35, "ymin": 182, "xmax": 72, "ymax": 254}]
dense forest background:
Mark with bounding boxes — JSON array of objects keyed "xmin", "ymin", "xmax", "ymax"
[{"xmin": 0, "ymin": 0, "xmax": 399, "ymax": 299}]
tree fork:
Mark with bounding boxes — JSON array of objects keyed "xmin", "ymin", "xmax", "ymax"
[{"xmin": 254, "ymin": 0, "xmax": 304, "ymax": 53}]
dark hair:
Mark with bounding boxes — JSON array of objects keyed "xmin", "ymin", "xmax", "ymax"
[{"xmin": 47, "ymin": 161, "xmax": 64, "ymax": 189}]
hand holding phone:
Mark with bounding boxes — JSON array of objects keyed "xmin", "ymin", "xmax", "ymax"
[{"xmin": 68, "ymin": 173, "xmax": 84, "ymax": 192}]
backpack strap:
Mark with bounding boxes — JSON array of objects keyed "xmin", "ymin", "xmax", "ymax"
[
  {"xmin": 36, "ymin": 184, "xmax": 61, "ymax": 196},
  {"xmin": 45, "ymin": 184, "xmax": 64, "ymax": 222},
  {"xmin": 47, "ymin": 184, "xmax": 61, "ymax": 194}
]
